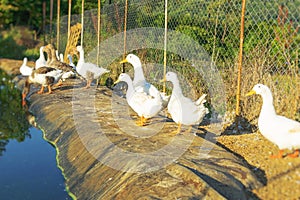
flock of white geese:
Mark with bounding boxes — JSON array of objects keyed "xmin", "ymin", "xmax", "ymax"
[{"xmin": 19, "ymin": 45, "xmax": 300, "ymax": 159}]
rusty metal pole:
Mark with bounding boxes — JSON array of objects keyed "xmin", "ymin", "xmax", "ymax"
[
  {"xmin": 57, "ymin": 0, "xmax": 60, "ymax": 51},
  {"xmin": 97, "ymin": 0, "xmax": 101, "ymax": 66},
  {"xmin": 235, "ymin": 0, "xmax": 246, "ymax": 118},
  {"xmin": 95, "ymin": 0, "xmax": 102, "ymax": 86},
  {"xmin": 163, "ymin": 0, "xmax": 168, "ymax": 93},
  {"xmin": 81, "ymin": 0, "xmax": 85, "ymax": 46},
  {"xmin": 68, "ymin": 0, "xmax": 71, "ymax": 41},
  {"xmin": 122, "ymin": 0, "xmax": 128, "ymax": 73}
]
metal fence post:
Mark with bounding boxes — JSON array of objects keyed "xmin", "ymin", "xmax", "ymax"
[
  {"xmin": 81, "ymin": 0, "xmax": 85, "ymax": 46},
  {"xmin": 163, "ymin": 0, "xmax": 168, "ymax": 93},
  {"xmin": 235, "ymin": 0, "xmax": 247, "ymax": 118},
  {"xmin": 122, "ymin": 0, "xmax": 128, "ymax": 73},
  {"xmin": 57, "ymin": 0, "xmax": 60, "ymax": 52}
]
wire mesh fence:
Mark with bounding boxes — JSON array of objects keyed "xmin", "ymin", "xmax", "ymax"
[{"xmin": 45, "ymin": 0, "xmax": 300, "ymax": 128}]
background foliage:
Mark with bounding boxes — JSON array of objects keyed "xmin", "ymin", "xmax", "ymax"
[{"xmin": 0, "ymin": 0, "xmax": 299, "ymax": 127}]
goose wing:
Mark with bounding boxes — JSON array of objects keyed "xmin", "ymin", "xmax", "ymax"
[{"xmin": 276, "ymin": 116, "xmax": 300, "ymax": 134}]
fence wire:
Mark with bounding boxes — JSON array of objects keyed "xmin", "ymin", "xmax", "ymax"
[{"xmin": 45, "ymin": 0, "xmax": 300, "ymax": 127}]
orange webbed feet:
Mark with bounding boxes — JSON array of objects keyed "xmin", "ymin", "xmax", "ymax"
[
  {"xmin": 287, "ymin": 150, "xmax": 299, "ymax": 158},
  {"xmin": 37, "ymin": 86, "xmax": 45, "ymax": 94},
  {"xmin": 270, "ymin": 150, "xmax": 284, "ymax": 159}
]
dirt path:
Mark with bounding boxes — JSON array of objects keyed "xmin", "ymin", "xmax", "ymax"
[{"xmin": 217, "ymin": 132, "xmax": 300, "ymax": 199}]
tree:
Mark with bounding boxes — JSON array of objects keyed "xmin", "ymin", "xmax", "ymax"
[{"xmin": 0, "ymin": 0, "xmax": 18, "ymax": 28}]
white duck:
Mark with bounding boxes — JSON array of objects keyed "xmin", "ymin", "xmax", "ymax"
[
  {"xmin": 115, "ymin": 73, "xmax": 163, "ymax": 126},
  {"xmin": 22, "ymin": 67, "xmax": 63, "ymax": 106},
  {"xmin": 19, "ymin": 57, "xmax": 33, "ymax": 76},
  {"xmin": 75, "ymin": 45, "xmax": 109, "ymax": 88},
  {"xmin": 246, "ymin": 84, "xmax": 300, "ymax": 158},
  {"xmin": 35, "ymin": 46, "xmax": 47, "ymax": 69},
  {"xmin": 164, "ymin": 71, "xmax": 208, "ymax": 133},
  {"xmin": 120, "ymin": 54, "xmax": 168, "ymax": 106}
]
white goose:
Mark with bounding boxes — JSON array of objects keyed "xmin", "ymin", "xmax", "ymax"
[
  {"xmin": 19, "ymin": 57, "xmax": 33, "ymax": 76},
  {"xmin": 35, "ymin": 46, "xmax": 47, "ymax": 69},
  {"xmin": 43, "ymin": 44, "xmax": 75, "ymax": 82},
  {"xmin": 164, "ymin": 71, "xmax": 208, "ymax": 133},
  {"xmin": 120, "ymin": 54, "xmax": 168, "ymax": 106},
  {"xmin": 22, "ymin": 67, "xmax": 63, "ymax": 106},
  {"xmin": 246, "ymin": 84, "xmax": 300, "ymax": 158},
  {"xmin": 115, "ymin": 73, "xmax": 163, "ymax": 126},
  {"xmin": 75, "ymin": 45, "xmax": 109, "ymax": 88}
]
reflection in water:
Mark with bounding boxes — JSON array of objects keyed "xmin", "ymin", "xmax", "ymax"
[
  {"xmin": 0, "ymin": 69, "xmax": 31, "ymax": 156},
  {"xmin": 0, "ymin": 69, "xmax": 71, "ymax": 199}
]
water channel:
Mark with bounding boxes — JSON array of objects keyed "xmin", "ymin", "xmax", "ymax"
[{"xmin": 0, "ymin": 69, "xmax": 71, "ymax": 200}]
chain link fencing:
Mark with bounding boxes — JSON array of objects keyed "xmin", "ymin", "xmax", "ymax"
[{"xmin": 45, "ymin": 0, "xmax": 300, "ymax": 130}]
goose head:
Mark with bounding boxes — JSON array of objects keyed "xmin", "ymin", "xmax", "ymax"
[
  {"xmin": 44, "ymin": 44, "xmax": 56, "ymax": 51},
  {"xmin": 165, "ymin": 71, "xmax": 178, "ymax": 82},
  {"xmin": 42, "ymin": 46, "xmax": 49, "ymax": 53},
  {"xmin": 246, "ymin": 84, "xmax": 272, "ymax": 97},
  {"xmin": 23, "ymin": 57, "xmax": 28, "ymax": 64},
  {"xmin": 246, "ymin": 83, "xmax": 275, "ymax": 106},
  {"xmin": 43, "ymin": 44, "xmax": 56, "ymax": 57},
  {"xmin": 115, "ymin": 73, "xmax": 132, "ymax": 85},
  {"xmin": 120, "ymin": 54, "xmax": 142, "ymax": 68}
]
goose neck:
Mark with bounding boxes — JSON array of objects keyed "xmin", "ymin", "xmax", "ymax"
[
  {"xmin": 39, "ymin": 48, "xmax": 44, "ymax": 58},
  {"xmin": 78, "ymin": 49, "xmax": 85, "ymax": 63},
  {"xmin": 125, "ymin": 80, "xmax": 135, "ymax": 99},
  {"xmin": 133, "ymin": 66, "xmax": 146, "ymax": 84},
  {"xmin": 44, "ymin": 49, "xmax": 51, "ymax": 63},
  {"xmin": 50, "ymin": 49, "xmax": 58, "ymax": 61},
  {"xmin": 260, "ymin": 91, "xmax": 276, "ymax": 116},
  {"xmin": 171, "ymin": 78, "xmax": 183, "ymax": 97}
]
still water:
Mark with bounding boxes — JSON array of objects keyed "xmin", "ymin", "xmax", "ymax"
[{"xmin": 0, "ymin": 69, "xmax": 71, "ymax": 200}]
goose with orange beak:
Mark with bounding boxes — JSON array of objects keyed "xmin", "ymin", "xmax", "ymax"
[
  {"xmin": 246, "ymin": 84, "xmax": 300, "ymax": 158},
  {"xmin": 162, "ymin": 71, "xmax": 208, "ymax": 133}
]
